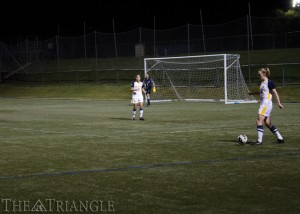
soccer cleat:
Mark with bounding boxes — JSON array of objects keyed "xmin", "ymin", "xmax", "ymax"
[
  {"xmin": 132, "ymin": 117, "xmax": 136, "ymax": 120},
  {"xmin": 256, "ymin": 141, "xmax": 263, "ymax": 145},
  {"xmin": 140, "ymin": 117, "xmax": 145, "ymax": 121},
  {"xmin": 277, "ymin": 138, "xmax": 284, "ymax": 144}
]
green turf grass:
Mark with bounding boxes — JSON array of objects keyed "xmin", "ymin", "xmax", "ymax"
[{"xmin": 0, "ymin": 99, "xmax": 299, "ymax": 213}]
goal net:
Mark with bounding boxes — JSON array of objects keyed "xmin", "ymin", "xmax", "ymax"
[{"xmin": 144, "ymin": 54, "xmax": 257, "ymax": 104}]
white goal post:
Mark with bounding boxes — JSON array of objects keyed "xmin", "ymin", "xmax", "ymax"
[{"xmin": 144, "ymin": 54, "xmax": 257, "ymax": 104}]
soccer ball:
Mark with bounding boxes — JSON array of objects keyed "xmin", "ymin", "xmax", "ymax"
[{"xmin": 237, "ymin": 134, "xmax": 248, "ymax": 144}]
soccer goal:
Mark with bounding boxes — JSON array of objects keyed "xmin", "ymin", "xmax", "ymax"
[{"xmin": 144, "ymin": 54, "xmax": 257, "ymax": 104}]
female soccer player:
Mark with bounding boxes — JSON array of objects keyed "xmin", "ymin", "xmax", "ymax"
[
  {"xmin": 131, "ymin": 74, "xmax": 146, "ymax": 120},
  {"xmin": 249, "ymin": 68, "xmax": 284, "ymax": 145},
  {"xmin": 143, "ymin": 74, "xmax": 155, "ymax": 107}
]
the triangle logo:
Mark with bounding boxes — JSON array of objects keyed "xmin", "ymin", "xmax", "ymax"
[{"xmin": 31, "ymin": 199, "xmax": 47, "ymax": 212}]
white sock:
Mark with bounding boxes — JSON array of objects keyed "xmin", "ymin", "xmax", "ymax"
[
  {"xmin": 133, "ymin": 109, "xmax": 136, "ymax": 118},
  {"xmin": 257, "ymin": 125, "xmax": 264, "ymax": 142},
  {"xmin": 275, "ymin": 131, "xmax": 283, "ymax": 140},
  {"xmin": 140, "ymin": 109, "xmax": 143, "ymax": 118},
  {"xmin": 269, "ymin": 125, "xmax": 283, "ymax": 140}
]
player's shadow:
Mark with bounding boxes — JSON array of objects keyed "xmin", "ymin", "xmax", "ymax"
[
  {"xmin": 223, "ymin": 139, "xmax": 256, "ymax": 146},
  {"xmin": 223, "ymin": 140, "xmax": 242, "ymax": 146},
  {"xmin": 110, "ymin": 117, "xmax": 132, "ymax": 121}
]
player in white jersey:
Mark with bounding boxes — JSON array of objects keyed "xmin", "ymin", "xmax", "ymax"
[
  {"xmin": 249, "ymin": 68, "xmax": 284, "ymax": 145},
  {"xmin": 131, "ymin": 74, "xmax": 146, "ymax": 120}
]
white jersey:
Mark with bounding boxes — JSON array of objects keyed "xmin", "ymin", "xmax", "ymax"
[
  {"xmin": 258, "ymin": 79, "xmax": 276, "ymax": 117},
  {"xmin": 131, "ymin": 81, "xmax": 144, "ymax": 97},
  {"xmin": 259, "ymin": 79, "xmax": 275, "ymax": 104}
]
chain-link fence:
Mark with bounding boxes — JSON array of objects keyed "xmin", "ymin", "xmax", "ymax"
[{"xmin": 1, "ymin": 16, "xmax": 299, "ymax": 85}]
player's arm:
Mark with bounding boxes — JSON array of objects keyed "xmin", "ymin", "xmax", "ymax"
[
  {"xmin": 131, "ymin": 82, "xmax": 136, "ymax": 92},
  {"xmin": 249, "ymin": 91, "xmax": 259, "ymax": 95},
  {"xmin": 271, "ymin": 89, "xmax": 283, "ymax": 109},
  {"xmin": 268, "ymin": 80, "xmax": 283, "ymax": 109},
  {"xmin": 151, "ymin": 79, "xmax": 155, "ymax": 87},
  {"xmin": 142, "ymin": 84, "xmax": 146, "ymax": 94}
]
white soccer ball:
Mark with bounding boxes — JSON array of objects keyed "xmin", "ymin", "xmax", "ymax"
[{"xmin": 237, "ymin": 134, "xmax": 248, "ymax": 144}]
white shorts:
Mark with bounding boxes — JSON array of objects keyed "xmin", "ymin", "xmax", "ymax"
[
  {"xmin": 132, "ymin": 94, "xmax": 144, "ymax": 104},
  {"xmin": 258, "ymin": 101, "xmax": 273, "ymax": 117}
]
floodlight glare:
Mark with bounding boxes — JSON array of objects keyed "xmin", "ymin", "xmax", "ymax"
[{"xmin": 293, "ymin": 0, "xmax": 300, "ymax": 7}]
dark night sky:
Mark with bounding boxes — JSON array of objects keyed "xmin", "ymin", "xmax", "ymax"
[{"xmin": 0, "ymin": 0, "xmax": 290, "ymax": 39}]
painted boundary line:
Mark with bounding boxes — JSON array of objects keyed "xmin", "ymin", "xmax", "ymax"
[{"xmin": 0, "ymin": 152, "xmax": 299, "ymax": 180}]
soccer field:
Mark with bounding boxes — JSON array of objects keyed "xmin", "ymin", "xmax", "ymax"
[{"xmin": 0, "ymin": 98, "xmax": 299, "ymax": 213}]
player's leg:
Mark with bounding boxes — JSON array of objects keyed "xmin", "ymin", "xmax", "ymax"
[
  {"xmin": 132, "ymin": 98, "xmax": 137, "ymax": 120},
  {"xmin": 256, "ymin": 114, "xmax": 265, "ymax": 145},
  {"xmin": 264, "ymin": 116, "xmax": 284, "ymax": 143},
  {"xmin": 139, "ymin": 101, "xmax": 144, "ymax": 120},
  {"xmin": 146, "ymin": 91, "xmax": 151, "ymax": 107},
  {"xmin": 256, "ymin": 103, "xmax": 268, "ymax": 145}
]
